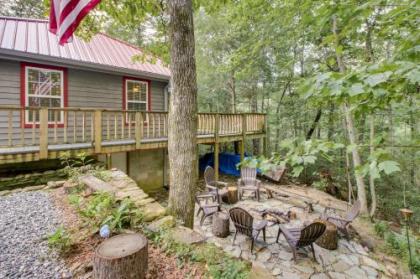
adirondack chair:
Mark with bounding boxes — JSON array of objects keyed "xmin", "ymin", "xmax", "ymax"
[
  {"xmin": 276, "ymin": 222, "xmax": 326, "ymax": 262},
  {"xmin": 204, "ymin": 166, "xmax": 228, "ymax": 203},
  {"xmin": 195, "ymin": 193, "xmax": 220, "ymax": 226},
  {"xmin": 237, "ymin": 167, "xmax": 261, "ymax": 201},
  {"xmin": 229, "ymin": 207, "xmax": 267, "ymax": 252},
  {"xmin": 322, "ymin": 200, "xmax": 361, "ymax": 239}
]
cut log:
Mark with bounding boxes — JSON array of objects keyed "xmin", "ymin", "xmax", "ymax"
[
  {"xmin": 314, "ymin": 220, "xmax": 337, "ymax": 250},
  {"xmin": 93, "ymin": 233, "xmax": 148, "ymax": 279},
  {"xmin": 80, "ymin": 175, "xmax": 115, "ymax": 193},
  {"xmin": 212, "ymin": 212, "xmax": 230, "ymax": 238}
]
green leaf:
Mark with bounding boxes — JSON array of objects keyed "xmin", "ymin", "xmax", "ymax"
[
  {"xmin": 364, "ymin": 71, "xmax": 392, "ymax": 87},
  {"xmin": 378, "ymin": 161, "xmax": 401, "ymax": 175},
  {"xmin": 349, "ymin": 83, "xmax": 364, "ymax": 96},
  {"xmin": 291, "ymin": 165, "xmax": 304, "ymax": 177}
]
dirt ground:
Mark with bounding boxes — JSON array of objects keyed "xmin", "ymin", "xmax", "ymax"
[{"xmin": 51, "ymin": 188, "xmax": 205, "ymax": 279}]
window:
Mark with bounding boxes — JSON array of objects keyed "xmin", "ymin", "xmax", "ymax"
[
  {"xmin": 22, "ymin": 63, "xmax": 67, "ymax": 125},
  {"xmin": 124, "ymin": 79, "xmax": 149, "ymax": 111}
]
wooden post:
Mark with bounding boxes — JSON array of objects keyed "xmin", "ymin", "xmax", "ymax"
[
  {"xmin": 214, "ymin": 114, "xmax": 220, "ymax": 181},
  {"xmin": 240, "ymin": 114, "xmax": 247, "ymax": 161},
  {"xmin": 263, "ymin": 114, "xmax": 268, "ymax": 156},
  {"xmin": 106, "ymin": 153, "xmax": 112, "ymax": 170},
  {"xmin": 135, "ymin": 112, "xmax": 143, "ymax": 149},
  {"xmin": 39, "ymin": 108, "xmax": 49, "ymax": 159},
  {"xmin": 94, "ymin": 110, "xmax": 102, "ymax": 153}
]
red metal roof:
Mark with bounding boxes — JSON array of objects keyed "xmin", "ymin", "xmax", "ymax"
[{"xmin": 0, "ymin": 16, "xmax": 170, "ymax": 80}]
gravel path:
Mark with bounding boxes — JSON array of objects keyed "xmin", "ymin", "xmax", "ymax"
[{"xmin": 0, "ymin": 191, "xmax": 69, "ymax": 279}]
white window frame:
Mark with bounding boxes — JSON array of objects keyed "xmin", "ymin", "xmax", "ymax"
[
  {"xmin": 125, "ymin": 79, "xmax": 149, "ymax": 112},
  {"xmin": 25, "ymin": 66, "xmax": 64, "ymax": 124}
]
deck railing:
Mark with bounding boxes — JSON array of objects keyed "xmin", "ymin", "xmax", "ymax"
[{"xmin": 0, "ymin": 106, "xmax": 266, "ymax": 159}]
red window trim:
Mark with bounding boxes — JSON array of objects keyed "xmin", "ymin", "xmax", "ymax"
[{"xmin": 20, "ymin": 62, "xmax": 68, "ymax": 128}]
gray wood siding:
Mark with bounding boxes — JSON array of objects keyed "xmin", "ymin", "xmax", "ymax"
[{"xmin": 0, "ymin": 59, "xmax": 168, "ymax": 147}]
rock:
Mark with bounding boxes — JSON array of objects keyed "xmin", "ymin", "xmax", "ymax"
[
  {"xmin": 141, "ymin": 202, "xmax": 166, "ymax": 222},
  {"xmin": 331, "ymin": 259, "xmax": 350, "ymax": 272},
  {"xmin": 310, "ymin": 273, "xmax": 329, "ymax": 279},
  {"xmin": 0, "ymin": 190, "xmax": 11, "ymax": 196},
  {"xmin": 135, "ymin": 198, "xmax": 155, "ymax": 206},
  {"xmin": 361, "ymin": 256, "xmax": 380, "ymax": 270},
  {"xmin": 344, "ymin": 266, "xmax": 366, "ymax": 278},
  {"xmin": 231, "ymin": 246, "xmax": 241, "ymax": 258},
  {"xmin": 171, "ymin": 226, "xmax": 205, "ymax": 245},
  {"xmin": 248, "ymin": 262, "xmax": 275, "ymax": 279},
  {"xmin": 279, "ymin": 271, "xmax": 302, "ymax": 279},
  {"xmin": 257, "ymin": 249, "xmax": 272, "ymax": 263},
  {"xmin": 272, "ymin": 268, "xmax": 282, "ymax": 276},
  {"xmin": 80, "ymin": 175, "xmax": 115, "ymax": 193},
  {"xmin": 361, "ymin": 265, "xmax": 378, "ymax": 278},
  {"xmin": 24, "ymin": 185, "xmax": 46, "ymax": 192},
  {"xmin": 278, "ymin": 250, "xmax": 294, "ymax": 261},
  {"xmin": 46, "ymin": 181, "xmax": 60, "ymax": 189},
  {"xmin": 294, "ymin": 262, "xmax": 315, "ymax": 274},
  {"xmin": 327, "ymin": 272, "xmax": 346, "ymax": 279},
  {"xmin": 146, "ymin": 216, "xmax": 175, "ymax": 232}
]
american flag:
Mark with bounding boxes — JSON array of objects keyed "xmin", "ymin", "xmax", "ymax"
[{"xmin": 49, "ymin": 0, "xmax": 101, "ymax": 45}]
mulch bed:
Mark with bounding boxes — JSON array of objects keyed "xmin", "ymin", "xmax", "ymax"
[{"xmin": 50, "ymin": 187, "xmax": 205, "ymax": 279}]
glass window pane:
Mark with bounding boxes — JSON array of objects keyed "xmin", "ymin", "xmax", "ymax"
[
  {"xmin": 128, "ymin": 102, "xmax": 146, "ymax": 111},
  {"xmin": 27, "ymin": 68, "xmax": 62, "ymax": 98}
]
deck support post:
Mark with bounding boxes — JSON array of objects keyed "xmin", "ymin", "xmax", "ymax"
[
  {"xmin": 94, "ymin": 110, "xmax": 102, "ymax": 153},
  {"xmin": 263, "ymin": 115, "xmax": 268, "ymax": 156},
  {"xmin": 214, "ymin": 114, "xmax": 220, "ymax": 181},
  {"xmin": 135, "ymin": 112, "xmax": 143, "ymax": 149},
  {"xmin": 106, "ymin": 153, "xmax": 112, "ymax": 169},
  {"xmin": 240, "ymin": 114, "xmax": 247, "ymax": 162},
  {"xmin": 39, "ymin": 108, "xmax": 49, "ymax": 159}
]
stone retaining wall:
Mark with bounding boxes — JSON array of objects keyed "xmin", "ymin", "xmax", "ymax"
[{"xmin": 0, "ymin": 169, "xmax": 67, "ymax": 191}]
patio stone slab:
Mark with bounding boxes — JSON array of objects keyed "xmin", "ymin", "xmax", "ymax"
[{"xmin": 193, "ymin": 194, "xmax": 401, "ymax": 279}]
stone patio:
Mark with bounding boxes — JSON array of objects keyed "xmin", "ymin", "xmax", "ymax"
[{"xmin": 193, "ymin": 193, "xmax": 399, "ymax": 279}]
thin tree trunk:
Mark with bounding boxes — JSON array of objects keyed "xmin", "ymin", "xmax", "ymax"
[
  {"xmin": 327, "ymin": 102, "xmax": 335, "ymax": 140},
  {"xmin": 369, "ymin": 115, "xmax": 377, "ymax": 218},
  {"xmin": 332, "ymin": 15, "xmax": 368, "ymax": 213},
  {"xmin": 342, "ymin": 118, "xmax": 355, "ymax": 204},
  {"xmin": 228, "ymin": 71, "xmax": 236, "ymax": 113},
  {"xmin": 274, "ymin": 81, "xmax": 290, "ymax": 152},
  {"xmin": 167, "ymin": 0, "xmax": 198, "ymax": 228},
  {"xmin": 306, "ymin": 109, "xmax": 322, "ymax": 140}
]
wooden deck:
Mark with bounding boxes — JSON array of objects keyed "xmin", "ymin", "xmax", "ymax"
[{"xmin": 0, "ymin": 106, "xmax": 266, "ymax": 164}]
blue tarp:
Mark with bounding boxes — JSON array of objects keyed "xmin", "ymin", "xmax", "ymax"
[{"xmin": 199, "ymin": 152, "xmax": 244, "ymax": 177}]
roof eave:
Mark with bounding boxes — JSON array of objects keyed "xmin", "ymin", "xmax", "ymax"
[{"xmin": 0, "ymin": 49, "xmax": 171, "ymax": 82}]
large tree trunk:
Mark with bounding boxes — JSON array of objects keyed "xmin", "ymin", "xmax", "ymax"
[
  {"xmin": 332, "ymin": 15, "xmax": 368, "ymax": 214},
  {"xmin": 369, "ymin": 115, "xmax": 377, "ymax": 217},
  {"xmin": 167, "ymin": 0, "xmax": 198, "ymax": 228}
]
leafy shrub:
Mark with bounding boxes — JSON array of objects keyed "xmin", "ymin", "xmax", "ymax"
[
  {"xmin": 144, "ymin": 228, "xmax": 250, "ymax": 278},
  {"xmin": 47, "ymin": 226, "xmax": 72, "ymax": 254},
  {"xmin": 70, "ymin": 191, "xmax": 143, "ymax": 233},
  {"xmin": 374, "ymin": 221, "xmax": 389, "ymax": 238}
]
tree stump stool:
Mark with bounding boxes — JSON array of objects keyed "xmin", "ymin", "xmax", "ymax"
[
  {"xmin": 212, "ymin": 212, "xmax": 230, "ymax": 238},
  {"xmin": 225, "ymin": 186, "xmax": 238, "ymax": 204},
  {"xmin": 93, "ymin": 233, "xmax": 148, "ymax": 279},
  {"xmin": 315, "ymin": 219, "xmax": 338, "ymax": 250}
]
